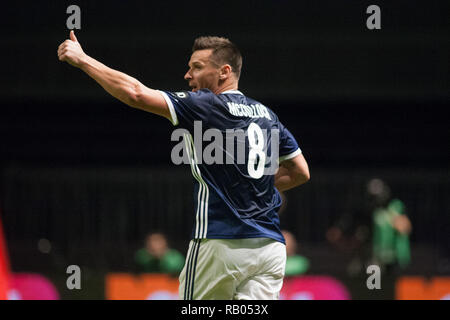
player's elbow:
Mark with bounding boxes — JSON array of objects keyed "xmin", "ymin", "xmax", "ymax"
[
  {"xmin": 124, "ymin": 81, "xmax": 144, "ymax": 108},
  {"xmin": 294, "ymin": 155, "xmax": 310, "ymax": 186},
  {"xmin": 280, "ymin": 153, "xmax": 310, "ymax": 190},
  {"xmin": 302, "ymin": 169, "xmax": 311, "ymax": 183},
  {"xmin": 294, "ymin": 169, "xmax": 310, "ymax": 186}
]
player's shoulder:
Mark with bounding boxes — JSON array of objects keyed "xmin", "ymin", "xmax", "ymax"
[
  {"xmin": 164, "ymin": 88, "xmax": 214, "ymax": 103},
  {"xmin": 181, "ymin": 88, "xmax": 214, "ymax": 99}
]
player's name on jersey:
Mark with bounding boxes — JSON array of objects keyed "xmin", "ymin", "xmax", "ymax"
[{"xmin": 226, "ymin": 102, "xmax": 272, "ymax": 120}]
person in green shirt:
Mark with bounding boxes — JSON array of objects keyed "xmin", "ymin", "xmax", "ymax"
[
  {"xmin": 372, "ymin": 198, "xmax": 412, "ymax": 271},
  {"xmin": 135, "ymin": 232, "xmax": 185, "ymax": 275},
  {"xmin": 282, "ymin": 230, "xmax": 310, "ymax": 277},
  {"xmin": 277, "ymin": 192, "xmax": 309, "ymax": 277},
  {"xmin": 368, "ymin": 179, "xmax": 412, "ymax": 273}
]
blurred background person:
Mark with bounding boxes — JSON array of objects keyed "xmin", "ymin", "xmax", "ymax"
[
  {"xmin": 326, "ymin": 178, "xmax": 412, "ymax": 277},
  {"xmin": 368, "ymin": 179, "xmax": 412, "ymax": 273},
  {"xmin": 282, "ymin": 230, "xmax": 310, "ymax": 277},
  {"xmin": 134, "ymin": 232, "xmax": 185, "ymax": 276},
  {"xmin": 325, "ymin": 200, "xmax": 371, "ymax": 277},
  {"xmin": 278, "ymin": 193, "xmax": 310, "ymax": 277}
]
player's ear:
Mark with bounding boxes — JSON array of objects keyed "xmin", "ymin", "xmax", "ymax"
[{"xmin": 219, "ymin": 64, "xmax": 232, "ymax": 80}]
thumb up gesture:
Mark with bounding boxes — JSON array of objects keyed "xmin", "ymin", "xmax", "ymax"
[{"xmin": 57, "ymin": 30, "xmax": 86, "ymax": 68}]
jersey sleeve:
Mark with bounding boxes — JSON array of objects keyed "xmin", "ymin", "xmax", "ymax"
[
  {"xmin": 278, "ymin": 122, "xmax": 302, "ymax": 163},
  {"xmin": 158, "ymin": 89, "xmax": 214, "ymax": 128}
]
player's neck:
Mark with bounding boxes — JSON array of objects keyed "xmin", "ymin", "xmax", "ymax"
[{"xmin": 214, "ymin": 82, "xmax": 239, "ymax": 95}]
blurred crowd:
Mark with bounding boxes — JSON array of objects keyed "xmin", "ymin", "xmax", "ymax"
[{"xmin": 135, "ymin": 178, "xmax": 412, "ymax": 280}]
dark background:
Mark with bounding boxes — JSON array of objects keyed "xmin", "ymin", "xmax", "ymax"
[{"xmin": 0, "ymin": 0, "xmax": 449, "ymax": 299}]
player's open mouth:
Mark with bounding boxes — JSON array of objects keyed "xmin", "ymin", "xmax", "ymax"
[{"xmin": 189, "ymin": 82, "xmax": 197, "ymax": 91}]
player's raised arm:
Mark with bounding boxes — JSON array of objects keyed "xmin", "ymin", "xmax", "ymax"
[
  {"xmin": 274, "ymin": 153, "xmax": 310, "ymax": 192},
  {"xmin": 57, "ymin": 31, "xmax": 172, "ymax": 122}
]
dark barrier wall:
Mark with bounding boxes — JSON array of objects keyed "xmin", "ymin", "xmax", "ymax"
[{"xmin": 2, "ymin": 166, "xmax": 449, "ymax": 274}]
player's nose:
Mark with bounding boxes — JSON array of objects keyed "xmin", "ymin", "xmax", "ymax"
[{"xmin": 184, "ymin": 70, "xmax": 192, "ymax": 80}]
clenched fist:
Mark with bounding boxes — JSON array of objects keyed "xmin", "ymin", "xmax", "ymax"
[{"xmin": 57, "ymin": 30, "xmax": 86, "ymax": 68}]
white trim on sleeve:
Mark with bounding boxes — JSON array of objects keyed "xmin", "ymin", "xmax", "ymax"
[
  {"xmin": 158, "ymin": 90, "xmax": 179, "ymax": 126},
  {"xmin": 278, "ymin": 148, "xmax": 302, "ymax": 163}
]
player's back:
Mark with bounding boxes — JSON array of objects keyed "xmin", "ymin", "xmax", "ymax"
[{"xmin": 161, "ymin": 89, "xmax": 301, "ymax": 243}]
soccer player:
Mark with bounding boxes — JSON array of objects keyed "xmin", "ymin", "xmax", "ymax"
[{"xmin": 57, "ymin": 31, "xmax": 310, "ymax": 300}]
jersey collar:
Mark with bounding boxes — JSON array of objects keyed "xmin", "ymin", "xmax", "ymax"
[{"xmin": 220, "ymin": 90, "xmax": 244, "ymax": 95}]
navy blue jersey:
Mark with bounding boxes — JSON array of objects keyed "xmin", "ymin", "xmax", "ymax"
[{"xmin": 160, "ymin": 89, "xmax": 301, "ymax": 244}]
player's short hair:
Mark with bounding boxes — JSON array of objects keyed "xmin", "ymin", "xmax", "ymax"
[{"xmin": 193, "ymin": 36, "xmax": 243, "ymax": 80}]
